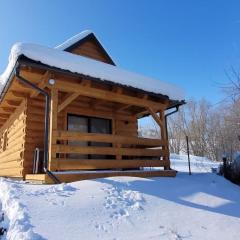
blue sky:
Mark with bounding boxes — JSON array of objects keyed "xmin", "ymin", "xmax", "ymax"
[{"xmin": 0, "ymin": 0, "xmax": 239, "ymax": 104}]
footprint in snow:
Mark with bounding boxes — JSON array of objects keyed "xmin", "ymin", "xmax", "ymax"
[{"xmin": 102, "ymin": 185, "xmax": 145, "ymax": 220}]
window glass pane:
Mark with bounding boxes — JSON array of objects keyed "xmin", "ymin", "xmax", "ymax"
[
  {"xmin": 68, "ymin": 115, "xmax": 88, "ymax": 159},
  {"xmin": 90, "ymin": 118, "xmax": 112, "ymax": 159},
  {"xmin": 67, "ymin": 115, "xmax": 112, "ymax": 160},
  {"xmin": 90, "ymin": 118, "xmax": 111, "ymax": 134},
  {"xmin": 68, "ymin": 116, "xmax": 88, "ymax": 132}
]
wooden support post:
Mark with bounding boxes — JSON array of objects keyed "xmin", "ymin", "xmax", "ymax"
[
  {"xmin": 148, "ymin": 107, "xmax": 170, "ymax": 170},
  {"xmin": 49, "ymin": 88, "xmax": 58, "ymax": 170},
  {"xmin": 112, "ymin": 119, "xmax": 122, "ymax": 160},
  {"xmin": 159, "ymin": 109, "xmax": 170, "ymax": 169}
]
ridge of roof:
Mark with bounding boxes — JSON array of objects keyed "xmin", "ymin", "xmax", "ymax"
[{"xmin": 55, "ymin": 30, "xmax": 93, "ymax": 50}]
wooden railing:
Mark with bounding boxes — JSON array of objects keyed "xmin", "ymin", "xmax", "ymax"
[{"xmin": 50, "ymin": 130, "xmax": 170, "ymax": 171}]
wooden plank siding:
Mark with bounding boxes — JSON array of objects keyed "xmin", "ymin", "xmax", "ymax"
[{"xmin": 70, "ymin": 39, "xmax": 113, "ymax": 64}]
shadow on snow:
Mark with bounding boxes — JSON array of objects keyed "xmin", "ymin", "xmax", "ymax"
[{"xmin": 96, "ymin": 172, "xmax": 240, "ymax": 219}]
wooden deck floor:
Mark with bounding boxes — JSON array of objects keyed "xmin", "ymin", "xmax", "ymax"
[{"xmin": 25, "ymin": 170, "xmax": 177, "ymax": 184}]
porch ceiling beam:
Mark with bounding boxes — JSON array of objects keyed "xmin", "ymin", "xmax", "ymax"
[
  {"xmin": 136, "ymin": 110, "xmax": 148, "ymax": 119},
  {"xmin": 58, "ymin": 92, "xmax": 80, "ymax": 113},
  {"xmin": 30, "ymin": 71, "xmax": 52, "ymax": 98},
  {"xmin": 6, "ymin": 100, "xmax": 21, "ymax": 107},
  {"xmin": 9, "ymin": 91, "xmax": 29, "ymax": 99},
  {"xmin": 0, "ymin": 113, "xmax": 10, "ymax": 119},
  {"xmin": 49, "ymin": 79, "xmax": 165, "ymax": 110},
  {"xmin": 0, "ymin": 107, "xmax": 15, "ymax": 113}
]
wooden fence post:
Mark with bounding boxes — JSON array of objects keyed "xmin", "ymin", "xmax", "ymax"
[{"xmin": 186, "ymin": 135, "xmax": 191, "ymax": 175}]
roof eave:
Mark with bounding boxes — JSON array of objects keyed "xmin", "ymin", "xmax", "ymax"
[
  {"xmin": 0, "ymin": 55, "xmax": 185, "ymax": 111},
  {"xmin": 18, "ymin": 56, "xmax": 181, "ymax": 102}
]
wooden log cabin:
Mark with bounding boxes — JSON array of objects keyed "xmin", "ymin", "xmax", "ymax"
[{"xmin": 0, "ymin": 30, "xmax": 185, "ymax": 183}]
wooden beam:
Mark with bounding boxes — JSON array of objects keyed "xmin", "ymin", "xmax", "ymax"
[
  {"xmin": 116, "ymin": 104, "xmax": 131, "ymax": 112},
  {"xmin": 48, "ymin": 79, "xmax": 165, "ymax": 109},
  {"xmin": 0, "ymin": 114, "xmax": 10, "ymax": 119},
  {"xmin": 159, "ymin": 109, "xmax": 167, "ymax": 141},
  {"xmin": 53, "ymin": 131, "xmax": 167, "ymax": 147},
  {"xmin": 56, "ymin": 159, "xmax": 169, "ymax": 170},
  {"xmin": 6, "ymin": 100, "xmax": 21, "ymax": 107},
  {"xmin": 9, "ymin": 91, "xmax": 29, "ymax": 99},
  {"xmin": 49, "ymin": 88, "xmax": 58, "ymax": 170},
  {"xmin": 52, "ymin": 145, "xmax": 168, "ymax": 157},
  {"xmin": 25, "ymin": 170, "xmax": 177, "ymax": 183},
  {"xmin": 147, "ymin": 107, "xmax": 163, "ymax": 128},
  {"xmin": 30, "ymin": 71, "xmax": 51, "ymax": 98},
  {"xmin": 90, "ymin": 99, "xmax": 108, "ymax": 108},
  {"xmin": 58, "ymin": 92, "xmax": 79, "ymax": 113},
  {"xmin": 81, "ymin": 79, "xmax": 91, "ymax": 87},
  {"xmin": 1, "ymin": 107, "xmax": 15, "ymax": 113},
  {"xmin": 112, "ymin": 86, "xmax": 123, "ymax": 94},
  {"xmin": 147, "ymin": 107, "xmax": 170, "ymax": 169}
]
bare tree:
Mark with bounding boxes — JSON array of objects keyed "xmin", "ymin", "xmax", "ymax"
[{"xmin": 223, "ymin": 66, "xmax": 240, "ymax": 101}]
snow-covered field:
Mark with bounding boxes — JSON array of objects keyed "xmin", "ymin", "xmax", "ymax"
[{"xmin": 0, "ymin": 155, "xmax": 240, "ymax": 240}]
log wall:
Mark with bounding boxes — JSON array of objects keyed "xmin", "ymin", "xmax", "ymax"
[
  {"xmin": 0, "ymin": 100, "xmax": 27, "ymax": 177},
  {"xmin": 24, "ymin": 96, "xmax": 45, "ymax": 174}
]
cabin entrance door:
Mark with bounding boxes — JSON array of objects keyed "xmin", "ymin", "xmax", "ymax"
[{"xmin": 67, "ymin": 114, "xmax": 112, "ymax": 159}]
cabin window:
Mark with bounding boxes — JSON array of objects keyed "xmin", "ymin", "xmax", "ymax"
[{"xmin": 67, "ymin": 114, "xmax": 112, "ymax": 159}]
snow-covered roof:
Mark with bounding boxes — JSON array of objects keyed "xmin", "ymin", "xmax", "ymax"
[
  {"xmin": 55, "ymin": 30, "xmax": 93, "ymax": 51},
  {"xmin": 0, "ymin": 42, "xmax": 184, "ymax": 101}
]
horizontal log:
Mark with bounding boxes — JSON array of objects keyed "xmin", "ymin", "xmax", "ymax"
[
  {"xmin": 25, "ymin": 170, "xmax": 177, "ymax": 183},
  {"xmin": 52, "ymin": 145, "xmax": 167, "ymax": 157},
  {"xmin": 53, "ymin": 131, "xmax": 166, "ymax": 147},
  {"xmin": 50, "ymin": 79, "xmax": 166, "ymax": 110},
  {"xmin": 7, "ymin": 122, "xmax": 26, "ymax": 137},
  {"xmin": 26, "ymin": 122, "xmax": 44, "ymax": 131},
  {"xmin": 0, "ymin": 160, "xmax": 23, "ymax": 169},
  {"xmin": 7, "ymin": 137, "xmax": 25, "ymax": 148},
  {"xmin": 27, "ymin": 107, "xmax": 45, "ymax": 115},
  {"xmin": 27, "ymin": 114, "xmax": 45, "ymax": 123},
  {"xmin": 54, "ymin": 158, "xmax": 168, "ymax": 170},
  {"xmin": 0, "ymin": 153, "xmax": 23, "ymax": 164},
  {"xmin": 0, "ymin": 167, "xmax": 23, "ymax": 176},
  {"xmin": 0, "ymin": 146, "xmax": 24, "ymax": 159}
]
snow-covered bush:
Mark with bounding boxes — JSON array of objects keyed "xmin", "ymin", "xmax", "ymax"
[
  {"xmin": 220, "ymin": 154, "xmax": 240, "ymax": 184},
  {"xmin": 231, "ymin": 154, "xmax": 240, "ymax": 183}
]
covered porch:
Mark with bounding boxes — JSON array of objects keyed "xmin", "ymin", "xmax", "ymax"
[{"xmin": 22, "ymin": 66, "xmax": 178, "ymax": 183}]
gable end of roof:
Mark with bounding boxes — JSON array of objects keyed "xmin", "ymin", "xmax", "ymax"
[{"xmin": 62, "ymin": 33, "xmax": 116, "ymax": 66}]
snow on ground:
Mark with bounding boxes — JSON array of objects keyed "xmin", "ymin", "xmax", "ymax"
[
  {"xmin": 170, "ymin": 153, "xmax": 219, "ymax": 173},
  {"xmin": 0, "ymin": 155, "xmax": 239, "ymax": 240}
]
